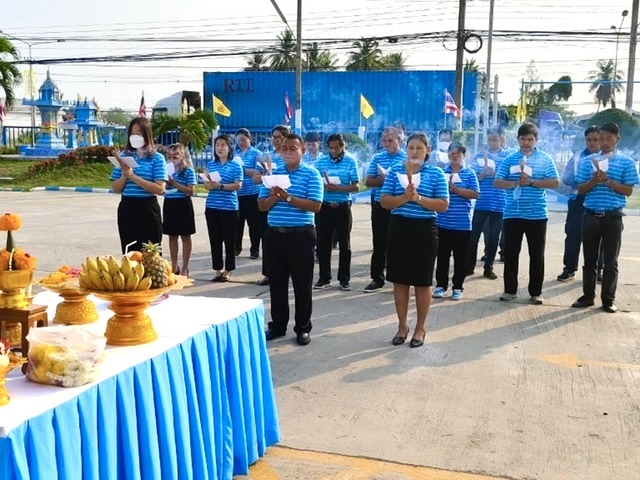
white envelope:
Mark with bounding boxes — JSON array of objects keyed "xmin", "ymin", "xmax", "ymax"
[
  {"xmin": 107, "ymin": 156, "xmax": 139, "ymax": 168},
  {"xmin": 396, "ymin": 173, "xmax": 421, "ymax": 189},
  {"xmin": 377, "ymin": 164, "xmax": 390, "ymax": 176},
  {"xmin": 262, "ymin": 175, "xmax": 291, "ymax": 189},
  {"xmin": 322, "ymin": 176, "xmax": 341, "ymax": 185},
  {"xmin": 509, "ymin": 165, "xmax": 521, "ymax": 175},
  {"xmin": 592, "ymin": 159, "xmax": 609, "ymax": 172},
  {"xmin": 477, "ymin": 158, "xmax": 495, "ymax": 169},
  {"xmin": 446, "ymin": 173, "xmax": 462, "ymax": 184},
  {"xmin": 523, "ymin": 165, "xmax": 533, "ymax": 177},
  {"xmin": 166, "ymin": 163, "xmax": 176, "ymax": 176},
  {"xmin": 209, "ymin": 171, "xmax": 222, "ymax": 183}
]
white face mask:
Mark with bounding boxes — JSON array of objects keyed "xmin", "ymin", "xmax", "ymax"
[{"xmin": 129, "ymin": 134, "xmax": 145, "ymax": 149}]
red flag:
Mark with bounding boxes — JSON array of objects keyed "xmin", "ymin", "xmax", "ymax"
[
  {"xmin": 0, "ymin": 99, "xmax": 5, "ymax": 122},
  {"xmin": 444, "ymin": 89, "xmax": 461, "ymax": 118},
  {"xmin": 284, "ymin": 92, "xmax": 293, "ymax": 125},
  {"xmin": 138, "ymin": 91, "xmax": 147, "ymax": 117}
]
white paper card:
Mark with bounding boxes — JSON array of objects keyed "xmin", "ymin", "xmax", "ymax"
[
  {"xmin": 377, "ymin": 165, "xmax": 390, "ymax": 176},
  {"xmin": 478, "ymin": 158, "xmax": 495, "ymax": 169},
  {"xmin": 446, "ymin": 173, "xmax": 462, "ymax": 184},
  {"xmin": 108, "ymin": 156, "xmax": 139, "ymax": 168},
  {"xmin": 199, "ymin": 172, "xmax": 210, "ymax": 182},
  {"xmin": 322, "ymin": 176, "xmax": 341, "ymax": 185},
  {"xmin": 396, "ymin": 173, "xmax": 421, "ymax": 189},
  {"xmin": 523, "ymin": 165, "xmax": 533, "ymax": 177},
  {"xmin": 509, "ymin": 165, "xmax": 521, "ymax": 175},
  {"xmin": 208, "ymin": 171, "xmax": 222, "ymax": 183},
  {"xmin": 166, "ymin": 163, "xmax": 175, "ymax": 176},
  {"xmin": 592, "ymin": 159, "xmax": 609, "ymax": 172},
  {"xmin": 262, "ymin": 175, "xmax": 291, "ymax": 189}
]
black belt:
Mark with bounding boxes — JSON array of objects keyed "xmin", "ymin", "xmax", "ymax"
[
  {"xmin": 585, "ymin": 208, "xmax": 623, "ymax": 218},
  {"xmin": 269, "ymin": 225, "xmax": 315, "ymax": 233},
  {"xmin": 322, "ymin": 201, "xmax": 351, "ymax": 208}
]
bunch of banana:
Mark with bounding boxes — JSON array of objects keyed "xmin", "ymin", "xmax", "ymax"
[{"xmin": 78, "ymin": 255, "xmax": 152, "ymax": 291}]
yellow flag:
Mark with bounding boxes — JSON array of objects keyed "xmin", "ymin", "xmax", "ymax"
[
  {"xmin": 516, "ymin": 94, "xmax": 527, "ymax": 123},
  {"xmin": 360, "ymin": 94, "xmax": 374, "ymax": 119},
  {"xmin": 213, "ymin": 94, "xmax": 231, "ymax": 117},
  {"xmin": 23, "ymin": 70, "xmax": 36, "ymax": 97}
]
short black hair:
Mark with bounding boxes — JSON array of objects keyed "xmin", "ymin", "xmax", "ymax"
[
  {"xmin": 235, "ymin": 128, "xmax": 251, "ymax": 139},
  {"xmin": 304, "ymin": 131, "xmax": 321, "ymax": 143},
  {"xmin": 486, "ymin": 127, "xmax": 501, "ymax": 137},
  {"xmin": 517, "ymin": 123, "xmax": 539, "ymax": 139},
  {"xmin": 272, "ymin": 125, "xmax": 291, "ymax": 137},
  {"xmin": 448, "ymin": 141, "xmax": 466, "ymax": 155},
  {"xmin": 282, "ymin": 133, "xmax": 304, "ymax": 146},
  {"xmin": 326, "ymin": 133, "xmax": 345, "ymax": 146},
  {"xmin": 599, "ymin": 123, "xmax": 619, "ymax": 135},
  {"xmin": 213, "ymin": 134, "xmax": 234, "ymax": 161},
  {"xmin": 584, "ymin": 125, "xmax": 599, "ymax": 136}
]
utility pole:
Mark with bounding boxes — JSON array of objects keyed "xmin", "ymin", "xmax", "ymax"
[
  {"xmin": 492, "ymin": 75, "xmax": 499, "ymax": 127},
  {"xmin": 484, "ymin": 0, "xmax": 495, "ymax": 134},
  {"xmin": 453, "ymin": 0, "xmax": 466, "ymax": 108},
  {"xmin": 295, "ymin": 0, "xmax": 302, "ymax": 134},
  {"xmin": 626, "ymin": 0, "xmax": 639, "ymax": 113}
]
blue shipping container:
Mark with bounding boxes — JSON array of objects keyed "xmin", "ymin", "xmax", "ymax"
[{"xmin": 203, "ymin": 70, "xmax": 477, "ymax": 133}]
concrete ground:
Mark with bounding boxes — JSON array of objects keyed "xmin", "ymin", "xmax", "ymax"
[{"xmin": 4, "ymin": 191, "xmax": 640, "ymax": 480}]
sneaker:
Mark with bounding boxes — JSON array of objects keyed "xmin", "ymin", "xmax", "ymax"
[
  {"xmin": 556, "ymin": 270, "xmax": 575, "ymax": 282},
  {"xmin": 500, "ymin": 292, "xmax": 517, "ymax": 301},
  {"xmin": 313, "ymin": 279, "xmax": 330, "ymax": 289},
  {"xmin": 432, "ymin": 287, "xmax": 446, "ymax": 298},
  {"xmin": 340, "ymin": 282, "xmax": 351, "ymax": 291},
  {"xmin": 363, "ymin": 281, "xmax": 384, "ymax": 293},
  {"xmin": 451, "ymin": 289, "xmax": 463, "ymax": 301},
  {"xmin": 572, "ymin": 295, "xmax": 595, "ymax": 308},
  {"xmin": 483, "ymin": 269, "xmax": 498, "ymax": 280},
  {"xmin": 530, "ymin": 295, "xmax": 544, "ymax": 305}
]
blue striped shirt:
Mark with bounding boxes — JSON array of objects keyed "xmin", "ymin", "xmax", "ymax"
[
  {"xmin": 576, "ymin": 150, "xmax": 639, "ymax": 211},
  {"xmin": 469, "ymin": 148, "xmax": 508, "ymax": 212},
  {"xmin": 164, "ymin": 166, "xmax": 196, "ymax": 199},
  {"xmin": 314, "ymin": 151, "xmax": 360, "ymax": 203},
  {"xmin": 495, "ymin": 148, "xmax": 559, "ymax": 220},
  {"xmin": 381, "ymin": 162, "xmax": 449, "ymax": 219},
  {"xmin": 109, "ymin": 151, "xmax": 168, "ymax": 197},
  {"xmin": 258, "ymin": 163, "xmax": 324, "ymax": 227},
  {"xmin": 367, "ymin": 150, "xmax": 407, "ymax": 202},
  {"xmin": 205, "ymin": 159, "xmax": 244, "ymax": 211},
  {"xmin": 255, "ymin": 152, "xmax": 284, "ymax": 175},
  {"xmin": 302, "ymin": 151, "xmax": 325, "ymax": 169},
  {"xmin": 437, "ymin": 166, "xmax": 479, "ymax": 230},
  {"xmin": 237, "ymin": 147, "xmax": 263, "ymax": 196}
]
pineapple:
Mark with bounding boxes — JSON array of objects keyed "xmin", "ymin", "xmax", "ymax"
[{"xmin": 141, "ymin": 242, "xmax": 168, "ymax": 288}]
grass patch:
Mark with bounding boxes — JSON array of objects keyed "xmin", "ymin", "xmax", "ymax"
[{"xmin": 0, "ymin": 160, "xmax": 113, "ymax": 190}]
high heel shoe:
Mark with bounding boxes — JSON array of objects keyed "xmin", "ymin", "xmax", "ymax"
[
  {"xmin": 409, "ymin": 330, "xmax": 426, "ymax": 348},
  {"xmin": 174, "ymin": 266, "xmax": 180, "ymax": 275},
  {"xmin": 391, "ymin": 329, "xmax": 409, "ymax": 346},
  {"xmin": 182, "ymin": 268, "xmax": 189, "ymax": 278}
]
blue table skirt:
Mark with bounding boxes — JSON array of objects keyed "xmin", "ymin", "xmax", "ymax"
[{"xmin": 0, "ymin": 302, "xmax": 279, "ymax": 480}]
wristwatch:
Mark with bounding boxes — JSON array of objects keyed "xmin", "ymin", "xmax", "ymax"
[
  {"xmin": 219, "ymin": 183, "xmax": 224, "ymax": 190},
  {"xmin": 286, "ymin": 195, "xmax": 292, "ymax": 203}
]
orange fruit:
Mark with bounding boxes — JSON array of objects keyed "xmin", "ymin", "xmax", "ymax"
[{"xmin": 128, "ymin": 251, "xmax": 143, "ymax": 262}]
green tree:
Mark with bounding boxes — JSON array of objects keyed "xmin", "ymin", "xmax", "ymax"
[
  {"xmin": 583, "ymin": 108, "xmax": 640, "ymax": 151},
  {"xmin": 152, "ymin": 110, "xmax": 217, "ymax": 151},
  {"xmin": 588, "ymin": 59, "xmax": 624, "ymax": 110},
  {"xmin": 464, "ymin": 57, "xmax": 486, "ymax": 97},
  {"xmin": 0, "ymin": 37, "xmax": 23, "ymax": 109},
  {"xmin": 381, "ymin": 52, "xmax": 406, "ymax": 71},
  {"xmin": 269, "ymin": 30, "xmax": 297, "ymax": 71},
  {"xmin": 244, "ymin": 53, "xmax": 269, "ymax": 72},
  {"xmin": 545, "ymin": 75, "xmax": 573, "ymax": 103},
  {"xmin": 345, "ymin": 38, "xmax": 383, "ymax": 71},
  {"xmin": 305, "ymin": 43, "xmax": 337, "ymax": 72},
  {"xmin": 102, "ymin": 107, "xmax": 134, "ymax": 126}
]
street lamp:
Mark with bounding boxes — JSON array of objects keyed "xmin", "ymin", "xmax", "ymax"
[
  {"xmin": 611, "ymin": 9, "xmax": 629, "ymax": 91},
  {"xmin": 0, "ymin": 31, "xmax": 64, "ymax": 146}
]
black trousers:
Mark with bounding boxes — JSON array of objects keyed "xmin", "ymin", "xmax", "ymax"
[
  {"xmin": 205, "ymin": 208, "xmax": 238, "ymax": 271},
  {"xmin": 563, "ymin": 196, "xmax": 604, "ymax": 273},
  {"xmin": 436, "ymin": 228, "xmax": 471, "ymax": 291},
  {"xmin": 582, "ymin": 213, "xmax": 623, "ymax": 303},
  {"xmin": 503, "ymin": 218, "xmax": 547, "ymax": 296},
  {"xmin": 264, "ymin": 226, "xmax": 316, "ymax": 334},
  {"xmin": 117, "ymin": 196, "xmax": 162, "ymax": 254},
  {"xmin": 236, "ymin": 194, "xmax": 262, "ymax": 256},
  {"xmin": 260, "ymin": 211, "xmax": 269, "ymax": 276},
  {"xmin": 468, "ymin": 210, "xmax": 503, "ymax": 271},
  {"xmin": 370, "ymin": 201, "xmax": 391, "ymax": 283},
  {"xmin": 317, "ymin": 203, "xmax": 353, "ymax": 283}
]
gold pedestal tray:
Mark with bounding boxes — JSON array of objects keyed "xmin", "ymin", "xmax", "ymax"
[
  {"xmin": 0, "ymin": 269, "xmax": 35, "ymax": 310},
  {"xmin": 38, "ymin": 280, "xmax": 98, "ymax": 325},
  {"xmin": 0, "ymin": 354, "xmax": 27, "ymax": 406},
  {"xmin": 92, "ymin": 276, "xmax": 191, "ymax": 347}
]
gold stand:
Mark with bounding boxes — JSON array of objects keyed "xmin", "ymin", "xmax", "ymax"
[
  {"xmin": 0, "ymin": 354, "xmax": 27, "ymax": 406},
  {"xmin": 0, "ymin": 269, "xmax": 34, "ymax": 309},
  {"xmin": 51, "ymin": 290, "xmax": 98, "ymax": 325}
]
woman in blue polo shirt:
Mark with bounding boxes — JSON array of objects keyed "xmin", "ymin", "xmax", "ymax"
[
  {"xmin": 204, "ymin": 135, "xmax": 243, "ymax": 282},
  {"xmin": 380, "ymin": 132, "xmax": 449, "ymax": 348},
  {"xmin": 110, "ymin": 117, "xmax": 167, "ymax": 254}
]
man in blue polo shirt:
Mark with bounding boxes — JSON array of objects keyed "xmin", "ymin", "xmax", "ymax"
[
  {"xmin": 494, "ymin": 123, "xmax": 560, "ymax": 304},
  {"xmin": 313, "ymin": 133, "xmax": 360, "ymax": 291},
  {"xmin": 571, "ymin": 123, "xmax": 639, "ymax": 313},
  {"xmin": 364, "ymin": 127, "xmax": 407, "ymax": 292},
  {"xmin": 258, "ymin": 133, "xmax": 324, "ymax": 346}
]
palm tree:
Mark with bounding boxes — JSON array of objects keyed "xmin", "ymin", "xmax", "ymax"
[
  {"xmin": 152, "ymin": 110, "xmax": 217, "ymax": 152},
  {"xmin": 464, "ymin": 58, "xmax": 479, "ymax": 73},
  {"xmin": 269, "ymin": 30, "xmax": 297, "ymax": 71},
  {"xmin": 305, "ymin": 43, "xmax": 337, "ymax": 72},
  {"xmin": 381, "ymin": 53, "xmax": 406, "ymax": 71},
  {"xmin": 244, "ymin": 53, "xmax": 268, "ymax": 71},
  {"xmin": 345, "ymin": 38, "xmax": 383, "ymax": 71},
  {"xmin": 588, "ymin": 59, "xmax": 624, "ymax": 110},
  {"xmin": 0, "ymin": 37, "xmax": 23, "ymax": 109}
]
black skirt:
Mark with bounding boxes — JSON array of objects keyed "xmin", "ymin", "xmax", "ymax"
[
  {"xmin": 162, "ymin": 197, "xmax": 196, "ymax": 235},
  {"xmin": 386, "ymin": 215, "xmax": 438, "ymax": 287}
]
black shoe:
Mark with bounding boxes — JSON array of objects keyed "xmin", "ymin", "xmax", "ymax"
[
  {"xmin": 257, "ymin": 277, "xmax": 269, "ymax": 286},
  {"xmin": 249, "ymin": 252, "xmax": 259, "ymax": 260},
  {"xmin": 313, "ymin": 279, "xmax": 330, "ymax": 289},
  {"xmin": 557, "ymin": 270, "xmax": 575, "ymax": 282},
  {"xmin": 296, "ymin": 332, "xmax": 311, "ymax": 346},
  {"xmin": 235, "ymin": 250, "xmax": 242, "ymax": 257},
  {"xmin": 602, "ymin": 302, "xmax": 618, "ymax": 313},
  {"xmin": 332, "ymin": 242, "xmax": 338, "ymax": 250},
  {"xmin": 483, "ymin": 269, "xmax": 498, "ymax": 280},
  {"xmin": 480, "ymin": 255, "xmax": 487, "ymax": 262},
  {"xmin": 340, "ymin": 282, "xmax": 351, "ymax": 291},
  {"xmin": 265, "ymin": 329, "xmax": 286, "ymax": 341},
  {"xmin": 571, "ymin": 295, "xmax": 595, "ymax": 308},
  {"xmin": 363, "ymin": 281, "xmax": 384, "ymax": 293},
  {"xmin": 597, "ymin": 272, "xmax": 603, "ymax": 283},
  {"xmin": 392, "ymin": 332, "xmax": 407, "ymax": 346},
  {"xmin": 466, "ymin": 270, "xmax": 475, "ymax": 276},
  {"xmin": 498, "ymin": 255, "xmax": 505, "ymax": 263},
  {"xmin": 409, "ymin": 332, "xmax": 426, "ymax": 348}
]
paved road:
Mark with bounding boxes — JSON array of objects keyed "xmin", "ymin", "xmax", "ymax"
[{"xmin": 4, "ymin": 191, "xmax": 640, "ymax": 480}]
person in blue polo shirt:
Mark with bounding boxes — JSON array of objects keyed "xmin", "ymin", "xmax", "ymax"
[
  {"xmin": 381, "ymin": 132, "xmax": 449, "ymax": 348},
  {"xmin": 466, "ymin": 128, "xmax": 508, "ymax": 280},
  {"xmin": 259, "ymin": 133, "xmax": 323, "ymax": 346},
  {"xmin": 110, "ymin": 117, "xmax": 167, "ymax": 254},
  {"xmin": 364, "ymin": 127, "xmax": 407, "ymax": 292},
  {"xmin": 302, "ymin": 131, "xmax": 324, "ymax": 168},
  {"xmin": 571, "ymin": 123, "xmax": 639, "ymax": 313},
  {"xmin": 204, "ymin": 135, "xmax": 243, "ymax": 282},
  {"xmin": 313, "ymin": 133, "xmax": 360, "ymax": 291},
  {"xmin": 432, "ymin": 142, "xmax": 479, "ymax": 301},
  {"xmin": 234, "ymin": 128, "xmax": 263, "ymax": 260},
  {"xmin": 494, "ymin": 123, "xmax": 560, "ymax": 304}
]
